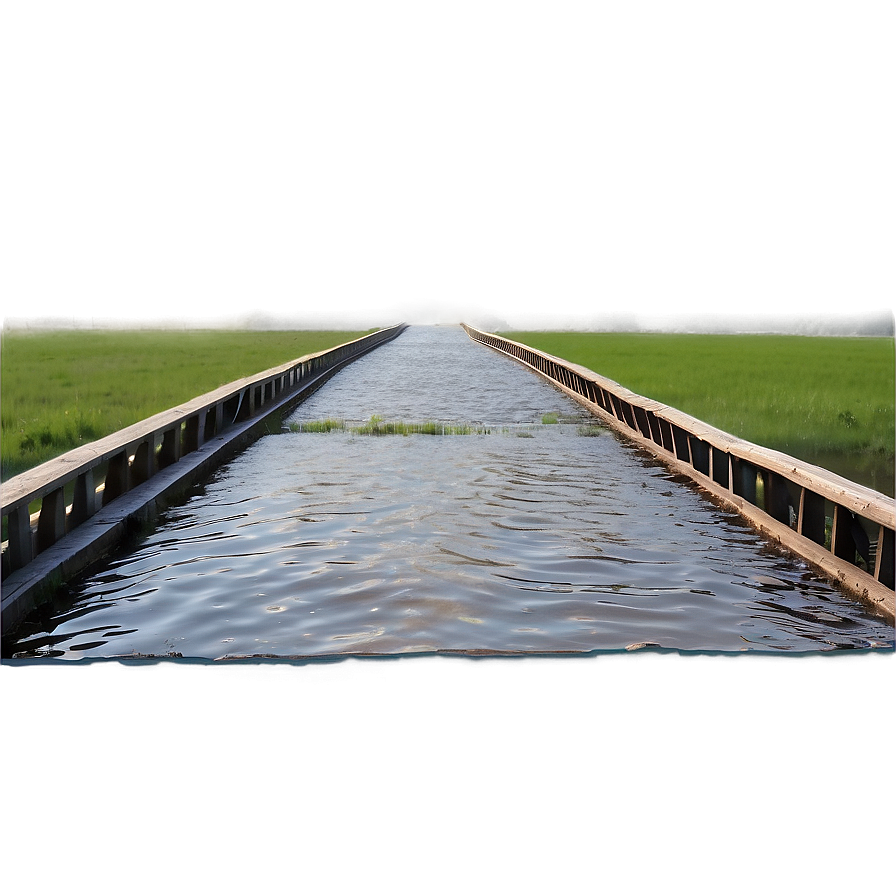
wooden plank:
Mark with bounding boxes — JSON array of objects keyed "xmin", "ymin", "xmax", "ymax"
[
  {"xmin": 830, "ymin": 505, "xmax": 856, "ymax": 562},
  {"xmin": 875, "ymin": 527, "xmax": 895, "ymax": 589},
  {"xmin": 799, "ymin": 488, "xmax": 827, "ymax": 546},
  {"xmin": 464, "ymin": 324, "xmax": 893, "ymax": 528},
  {"xmin": 6, "ymin": 505, "xmax": 34, "ymax": 571},
  {"xmin": 566, "ymin": 388, "xmax": 894, "ymax": 619},
  {"xmin": 69, "ymin": 469, "xmax": 96, "ymax": 528},
  {"xmin": 1, "ymin": 329, "xmax": 408, "ymax": 630},
  {"xmin": 671, "ymin": 424, "xmax": 691, "ymax": 463},
  {"xmin": 36, "ymin": 487, "xmax": 65, "ymax": 553},
  {"xmin": 711, "ymin": 447, "xmax": 730, "ymax": 489},
  {"xmin": 1, "ymin": 326, "xmax": 406, "ymax": 512},
  {"xmin": 131, "ymin": 439, "xmax": 154, "ymax": 486},
  {"xmin": 689, "ymin": 436, "xmax": 710, "ymax": 476},
  {"xmin": 763, "ymin": 470, "xmax": 795, "ymax": 525},
  {"xmin": 463, "ymin": 323, "xmax": 894, "ymax": 618},
  {"xmin": 184, "ymin": 414, "xmax": 201, "ymax": 454},
  {"xmin": 159, "ymin": 426, "xmax": 180, "ymax": 468},
  {"xmin": 102, "ymin": 450, "xmax": 130, "ymax": 505}
]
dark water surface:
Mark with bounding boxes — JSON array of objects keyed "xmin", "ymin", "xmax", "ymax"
[{"xmin": 8, "ymin": 326, "xmax": 894, "ymax": 659}]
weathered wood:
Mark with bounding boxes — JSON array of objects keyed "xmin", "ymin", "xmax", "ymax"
[
  {"xmin": 830, "ymin": 505, "xmax": 856, "ymax": 562},
  {"xmin": 763, "ymin": 470, "xmax": 794, "ymax": 525},
  {"xmin": 798, "ymin": 488, "xmax": 826, "ymax": 546},
  {"xmin": 7, "ymin": 505, "xmax": 34, "ymax": 570},
  {"xmin": 131, "ymin": 439, "xmax": 154, "ymax": 486},
  {"xmin": 1, "ymin": 327, "xmax": 405, "ymax": 515},
  {"xmin": 159, "ymin": 426, "xmax": 180, "ymax": 468},
  {"xmin": 875, "ymin": 527, "xmax": 894, "ymax": 589},
  {"xmin": 671, "ymin": 424, "xmax": 691, "ymax": 463},
  {"xmin": 36, "ymin": 487, "xmax": 65, "ymax": 553},
  {"xmin": 711, "ymin": 447, "xmax": 729, "ymax": 489},
  {"xmin": 183, "ymin": 414, "xmax": 201, "ymax": 454},
  {"xmin": 633, "ymin": 405, "xmax": 651, "ymax": 439},
  {"xmin": 1, "ymin": 325, "xmax": 409, "ymax": 630},
  {"xmin": 732, "ymin": 458, "xmax": 757, "ymax": 503},
  {"xmin": 467, "ymin": 327, "xmax": 894, "ymax": 531},
  {"xmin": 689, "ymin": 436, "xmax": 710, "ymax": 476},
  {"xmin": 102, "ymin": 450, "xmax": 130, "ymax": 505},
  {"xmin": 462, "ymin": 323, "xmax": 895, "ymax": 620},
  {"xmin": 69, "ymin": 469, "xmax": 96, "ymax": 528}
]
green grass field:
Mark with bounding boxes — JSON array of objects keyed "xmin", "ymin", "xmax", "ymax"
[
  {"xmin": 3, "ymin": 327, "xmax": 894, "ymax": 496},
  {"xmin": 502, "ymin": 331, "xmax": 895, "ymax": 495},
  {"xmin": 1, "ymin": 329, "xmax": 369, "ymax": 480}
]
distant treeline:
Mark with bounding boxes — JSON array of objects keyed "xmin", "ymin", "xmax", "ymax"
[{"xmin": 467, "ymin": 308, "xmax": 894, "ymax": 336}]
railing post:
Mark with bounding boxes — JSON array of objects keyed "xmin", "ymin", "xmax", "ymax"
[
  {"xmin": 36, "ymin": 488, "xmax": 65, "ymax": 552},
  {"xmin": 203, "ymin": 407, "xmax": 217, "ymax": 442},
  {"xmin": 102, "ymin": 450, "xmax": 130, "ymax": 506},
  {"xmin": 7, "ymin": 505, "xmax": 34, "ymax": 570},
  {"xmin": 688, "ymin": 436, "xmax": 710, "ymax": 475},
  {"xmin": 183, "ymin": 415, "xmax": 200, "ymax": 454},
  {"xmin": 798, "ymin": 488, "xmax": 826, "ymax": 545},
  {"xmin": 159, "ymin": 426, "xmax": 181, "ymax": 468},
  {"xmin": 131, "ymin": 440, "xmax": 154, "ymax": 486},
  {"xmin": 646, "ymin": 411, "xmax": 663, "ymax": 446},
  {"xmin": 658, "ymin": 419, "xmax": 675, "ymax": 453},
  {"xmin": 671, "ymin": 425, "xmax": 691, "ymax": 463},
  {"xmin": 69, "ymin": 469, "xmax": 96, "ymax": 528},
  {"xmin": 731, "ymin": 458, "xmax": 756, "ymax": 503},
  {"xmin": 875, "ymin": 527, "xmax": 895, "ymax": 588},
  {"xmin": 634, "ymin": 407, "xmax": 652, "ymax": 439},
  {"xmin": 763, "ymin": 470, "xmax": 793, "ymax": 525},
  {"xmin": 830, "ymin": 505, "xmax": 856, "ymax": 561},
  {"xmin": 711, "ymin": 448, "xmax": 730, "ymax": 488}
]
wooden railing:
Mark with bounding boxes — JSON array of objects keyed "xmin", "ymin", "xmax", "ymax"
[
  {"xmin": 1, "ymin": 325, "xmax": 407, "ymax": 581},
  {"xmin": 463, "ymin": 324, "xmax": 895, "ymax": 620}
]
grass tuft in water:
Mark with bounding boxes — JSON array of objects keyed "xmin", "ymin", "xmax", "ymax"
[
  {"xmin": 294, "ymin": 416, "xmax": 485, "ymax": 436},
  {"xmin": 289, "ymin": 419, "xmax": 345, "ymax": 433},
  {"xmin": 541, "ymin": 413, "xmax": 559, "ymax": 424}
]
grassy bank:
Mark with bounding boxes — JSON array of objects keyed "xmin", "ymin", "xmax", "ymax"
[
  {"xmin": 502, "ymin": 331, "xmax": 895, "ymax": 495},
  {"xmin": 1, "ymin": 329, "xmax": 369, "ymax": 480},
  {"xmin": 4, "ymin": 327, "xmax": 893, "ymax": 495}
]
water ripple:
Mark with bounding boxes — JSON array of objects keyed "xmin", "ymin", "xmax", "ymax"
[{"xmin": 9, "ymin": 326, "xmax": 893, "ymax": 659}]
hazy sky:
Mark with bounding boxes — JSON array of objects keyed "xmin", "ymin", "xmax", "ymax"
[{"xmin": 3, "ymin": 2, "xmax": 893, "ymax": 331}]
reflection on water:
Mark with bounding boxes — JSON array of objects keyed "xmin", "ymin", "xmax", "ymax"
[{"xmin": 7, "ymin": 327, "xmax": 894, "ymax": 659}]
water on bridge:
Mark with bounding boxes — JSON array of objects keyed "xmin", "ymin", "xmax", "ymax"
[{"xmin": 8, "ymin": 326, "xmax": 894, "ymax": 659}]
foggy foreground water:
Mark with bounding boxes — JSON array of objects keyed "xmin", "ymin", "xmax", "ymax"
[{"xmin": 7, "ymin": 326, "xmax": 893, "ymax": 659}]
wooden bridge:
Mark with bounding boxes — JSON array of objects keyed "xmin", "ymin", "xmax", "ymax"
[
  {"xmin": 2, "ymin": 322, "xmax": 893, "ymax": 634},
  {"xmin": 1, "ymin": 325, "xmax": 407, "ymax": 630}
]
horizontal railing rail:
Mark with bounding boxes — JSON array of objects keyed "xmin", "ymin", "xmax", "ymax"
[
  {"xmin": 2, "ymin": 325, "xmax": 407, "ymax": 580},
  {"xmin": 462, "ymin": 323, "xmax": 895, "ymax": 620}
]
